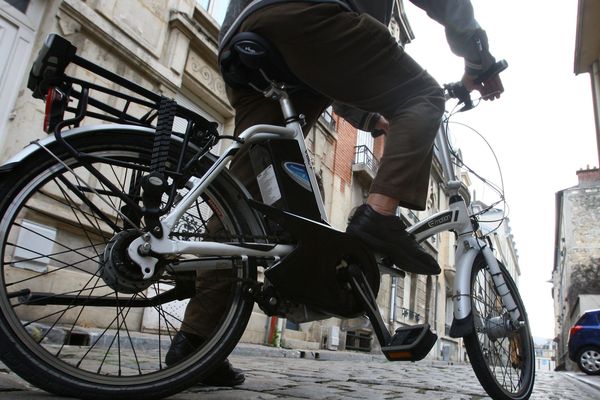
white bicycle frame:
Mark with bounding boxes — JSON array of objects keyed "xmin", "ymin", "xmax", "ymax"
[{"xmin": 126, "ymin": 86, "xmax": 521, "ymax": 329}]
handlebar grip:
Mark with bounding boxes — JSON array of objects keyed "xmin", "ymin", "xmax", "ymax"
[{"xmin": 473, "ymin": 59, "xmax": 508, "ymax": 84}]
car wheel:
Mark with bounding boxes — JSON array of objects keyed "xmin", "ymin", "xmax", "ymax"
[{"xmin": 577, "ymin": 346, "xmax": 600, "ymax": 375}]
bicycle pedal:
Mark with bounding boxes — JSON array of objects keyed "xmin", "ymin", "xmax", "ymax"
[{"xmin": 381, "ymin": 323, "xmax": 437, "ymax": 362}]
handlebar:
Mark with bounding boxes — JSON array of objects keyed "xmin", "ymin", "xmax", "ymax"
[{"xmin": 444, "ymin": 59, "xmax": 508, "ymax": 112}]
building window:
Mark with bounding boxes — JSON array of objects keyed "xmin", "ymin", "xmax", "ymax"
[
  {"xmin": 403, "ymin": 273, "xmax": 411, "ymax": 310},
  {"xmin": 354, "ymin": 130, "xmax": 379, "ymax": 174},
  {"xmin": 13, "ymin": 220, "xmax": 57, "ymax": 273},
  {"xmin": 345, "ymin": 330, "xmax": 372, "ymax": 352},
  {"xmin": 197, "ymin": 0, "xmax": 229, "ymax": 25},
  {"xmin": 5, "ymin": 0, "xmax": 29, "ymax": 14},
  {"xmin": 320, "ymin": 106, "xmax": 336, "ymax": 130},
  {"xmin": 174, "ymin": 88, "xmax": 224, "ymax": 135},
  {"xmin": 285, "ymin": 319, "xmax": 300, "ymax": 331},
  {"xmin": 356, "ymin": 130, "xmax": 374, "ymax": 153}
]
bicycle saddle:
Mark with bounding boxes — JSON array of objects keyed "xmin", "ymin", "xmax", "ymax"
[{"xmin": 219, "ymin": 32, "xmax": 304, "ymax": 90}]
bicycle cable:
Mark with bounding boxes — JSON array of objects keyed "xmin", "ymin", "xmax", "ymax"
[{"xmin": 440, "ymin": 102, "xmax": 509, "ymax": 235}]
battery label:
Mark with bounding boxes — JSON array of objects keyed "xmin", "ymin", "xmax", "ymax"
[
  {"xmin": 283, "ymin": 162, "xmax": 312, "ymax": 191},
  {"xmin": 256, "ymin": 164, "xmax": 282, "ymax": 206}
]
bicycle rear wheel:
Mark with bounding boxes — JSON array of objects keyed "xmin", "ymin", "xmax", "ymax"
[
  {"xmin": 0, "ymin": 129, "xmax": 258, "ymax": 399},
  {"xmin": 464, "ymin": 256, "xmax": 535, "ymax": 400}
]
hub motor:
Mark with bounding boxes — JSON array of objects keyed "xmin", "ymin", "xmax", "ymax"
[{"xmin": 100, "ymin": 230, "xmax": 164, "ymax": 294}]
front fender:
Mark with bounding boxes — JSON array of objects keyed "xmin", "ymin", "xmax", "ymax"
[{"xmin": 448, "ymin": 239, "xmax": 481, "ymax": 338}]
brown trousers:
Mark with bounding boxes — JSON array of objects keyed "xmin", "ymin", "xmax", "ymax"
[{"xmin": 180, "ymin": 3, "xmax": 445, "ymax": 337}]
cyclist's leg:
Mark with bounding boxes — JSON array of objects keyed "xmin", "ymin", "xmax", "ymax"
[
  {"xmin": 239, "ymin": 3, "xmax": 445, "ymax": 210},
  {"xmin": 175, "ymin": 90, "xmax": 329, "ymax": 351},
  {"xmin": 227, "ymin": 86, "xmax": 330, "ymax": 194}
]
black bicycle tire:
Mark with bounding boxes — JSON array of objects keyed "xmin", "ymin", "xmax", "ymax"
[
  {"xmin": 0, "ymin": 130, "xmax": 258, "ymax": 399},
  {"xmin": 464, "ymin": 256, "xmax": 535, "ymax": 400}
]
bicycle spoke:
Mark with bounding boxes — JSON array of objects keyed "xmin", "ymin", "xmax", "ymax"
[
  {"xmin": 470, "ymin": 263, "xmax": 530, "ymax": 396},
  {"xmin": 0, "ymin": 138, "xmax": 254, "ymax": 393}
]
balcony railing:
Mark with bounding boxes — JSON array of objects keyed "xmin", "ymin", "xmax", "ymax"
[
  {"xmin": 353, "ymin": 145, "xmax": 379, "ymax": 174},
  {"xmin": 400, "ymin": 307, "xmax": 421, "ymax": 323}
]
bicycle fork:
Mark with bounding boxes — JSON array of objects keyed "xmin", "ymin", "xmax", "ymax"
[
  {"xmin": 450, "ymin": 238, "xmax": 522, "ymax": 338},
  {"xmin": 346, "ymin": 238, "xmax": 522, "ymax": 360}
]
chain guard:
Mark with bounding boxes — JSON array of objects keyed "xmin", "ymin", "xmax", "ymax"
[{"xmin": 250, "ymin": 201, "xmax": 379, "ymax": 318}]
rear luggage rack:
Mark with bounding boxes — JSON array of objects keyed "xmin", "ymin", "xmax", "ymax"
[
  {"xmin": 27, "ymin": 34, "xmax": 223, "ymax": 222},
  {"xmin": 28, "ymin": 34, "xmax": 219, "ymax": 142}
]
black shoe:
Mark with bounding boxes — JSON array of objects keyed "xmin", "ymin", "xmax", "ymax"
[
  {"xmin": 201, "ymin": 359, "xmax": 245, "ymax": 387},
  {"xmin": 346, "ymin": 204, "xmax": 441, "ymax": 275},
  {"xmin": 165, "ymin": 331, "xmax": 245, "ymax": 387}
]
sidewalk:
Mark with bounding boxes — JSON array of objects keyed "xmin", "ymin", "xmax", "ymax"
[{"xmin": 564, "ymin": 370, "xmax": 600, "ymax": 392}]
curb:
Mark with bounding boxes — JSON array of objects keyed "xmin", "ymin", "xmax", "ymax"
[
  {"xmin": 231, "ymin": 343, "xmax": 386, "ymax": 362},
  {"xmin": 564, "ymin": 372, "xmax": 600, "ymax": 393},
  {"xmin": 31, "ymin": 322, "xmax": 388, "ymax": 363}
]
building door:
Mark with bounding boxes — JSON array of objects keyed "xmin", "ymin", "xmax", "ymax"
[
  {"xmin": 356, "ymin": 130, "xmax": 374, "ymax": 152},
  {"xmin": 355, "ymin": 129, "xmax": 375, "ymax": 167},
  {"xmin": 0, "ymin": 0, "xmax": 45, "ymax": 147}
]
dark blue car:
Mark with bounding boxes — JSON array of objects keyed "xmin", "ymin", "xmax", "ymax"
[{"xmin": 569, "ymin": 309, "xmax": 600, "ymax": 375}]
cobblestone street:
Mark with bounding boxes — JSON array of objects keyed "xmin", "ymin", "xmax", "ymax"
[{"xmin": 0, "ymin": 346, "xmax": 598, "ymax": 399}]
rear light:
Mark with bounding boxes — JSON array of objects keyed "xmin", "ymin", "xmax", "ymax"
[
  {"xmin": 569, "ymin": 325, "xmax": 583, "ymax": 339},
  {"xmin": 43, "ymin": 87, "xmax": 66, "ymax": 133}
]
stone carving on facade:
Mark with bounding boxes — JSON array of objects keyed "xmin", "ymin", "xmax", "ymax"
[{"xmin": 185, "ymin": 51, "xmax": 227, "ymax": 102}]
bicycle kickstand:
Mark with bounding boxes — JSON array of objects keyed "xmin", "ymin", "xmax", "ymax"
[{"xmin": 345, "ymin": 264, "xmax": 437, "ymax": 361}]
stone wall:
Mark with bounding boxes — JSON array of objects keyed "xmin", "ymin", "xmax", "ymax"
[{"xmin": 554, "ymin": 168, "xmax": 600, "ymax": 369}]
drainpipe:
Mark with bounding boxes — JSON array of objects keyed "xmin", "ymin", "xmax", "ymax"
[
  {"xmin": 433, "ymin": 275, "xmax": 439, "ymax": 332},
  {"xmin": 267, "ymin": 316, "xmax": 281, "ymax": 347},
  {"xmin": 389, "ymin": 276, "xmax": 397, "ymax": 332},
  {"xmin": 592, "ymin": 60, "xmax": 600, "ymax": 167}
]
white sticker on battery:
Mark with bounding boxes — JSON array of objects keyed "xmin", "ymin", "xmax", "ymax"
[{"xmin": 256, "ymin": 164, "xmax": 282, "ymax": 206}]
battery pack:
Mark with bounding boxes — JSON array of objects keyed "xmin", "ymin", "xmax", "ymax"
[{"xmin": 249, "ymin": 139, "xmax": 321, "ymax": 221}]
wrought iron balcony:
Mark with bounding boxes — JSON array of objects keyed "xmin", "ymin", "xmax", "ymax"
[
  {"xmin": 352, "ymin": 145, "xmax": 379, "ymax": 184},
  {"xmin": 400, "ymin": 307, "xmax": 421, "ymax": 323}
]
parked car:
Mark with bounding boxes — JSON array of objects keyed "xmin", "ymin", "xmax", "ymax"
[{"xmin": 569, "ymin": 309, "xmax": 600, "ymax": 375}]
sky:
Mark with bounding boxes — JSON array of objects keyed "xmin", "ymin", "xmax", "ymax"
[{"xmin": 403, "ymin": 0, "xmax": 598, "ymax": 339}]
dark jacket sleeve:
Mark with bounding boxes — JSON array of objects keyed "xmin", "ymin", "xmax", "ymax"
[
  {"xmin": 408, "ymin": 0, "xmax": 495, "ymax": 75},
  {"xmin": 332, "ymin": 102, "xmax": 381, "ymax": 132}
]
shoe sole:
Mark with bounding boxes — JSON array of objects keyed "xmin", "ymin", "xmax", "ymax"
[{"xmin": 346, "ymin": 228, "xmax": 440, "ymax": 275}]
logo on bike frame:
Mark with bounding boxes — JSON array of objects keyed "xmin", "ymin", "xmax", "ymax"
[
  {"xmin": 427, "ymin": 212, "xmax": 453, "ymax": 228},
  {"xmin": 412, "ymin": 211, "xmax": 457, "ymax": 235},
  {"xmin": 282, "ymin": 162, "xmax": 312, "ymax": 191}
]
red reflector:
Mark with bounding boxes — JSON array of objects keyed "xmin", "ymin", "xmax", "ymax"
[
  {"xmin": 569, "ymin": 325, "xmax": 583, "ymax": 338},
  {"xmin": 43, "ymin": 87, "xmax": 64, "ymax": 133}
]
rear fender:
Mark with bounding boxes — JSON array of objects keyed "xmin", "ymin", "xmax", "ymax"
[{"xmin": 0, "ymin": 124, "xmax": 265, "ymax": 236}]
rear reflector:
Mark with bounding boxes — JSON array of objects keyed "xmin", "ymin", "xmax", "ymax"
[{"xmin": 43, "ymin": 87, "xmax": 65, "ymax": 133}]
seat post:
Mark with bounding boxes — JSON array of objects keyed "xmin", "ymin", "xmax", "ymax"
[
  {"xmin": 261, "ymin": 83, "xmax": 299, "ymax": 123},
  {"xmin": 261, "ymin": 82, "xmax": 328, "ymax": 222}
]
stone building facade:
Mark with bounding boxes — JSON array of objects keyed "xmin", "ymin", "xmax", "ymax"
[
  {"xmin": 0, "ymin": 0, "xmax": 520, "ymax": 363},
  {"xmin": 551, "ymin": 1, "xmax": 600, "ymax": 370},
  {"xmin": 574, "ymin": 0, "xmax": 600, "ymax": 167},
  {"xmin": 553, "ymin": 168, "xmax": 600, "ymax": 370}
]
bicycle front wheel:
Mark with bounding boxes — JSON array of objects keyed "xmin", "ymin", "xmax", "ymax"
[
  {"xmin": 464, "ymin": 256, "xmax": 535, "ymax": 400},
  {"xmin": 0, "ymin": 130, "xmax": 258, "ymax": 399}
]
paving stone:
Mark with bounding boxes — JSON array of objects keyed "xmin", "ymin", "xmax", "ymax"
[{"xmin": 0, "ymin": 351, "xmax": 597, "ymax": 399}]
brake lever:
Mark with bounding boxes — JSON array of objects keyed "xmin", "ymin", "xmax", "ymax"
[{"xmin": 445, "ymin": 83, "xmax": 473, "ymax": 112}]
